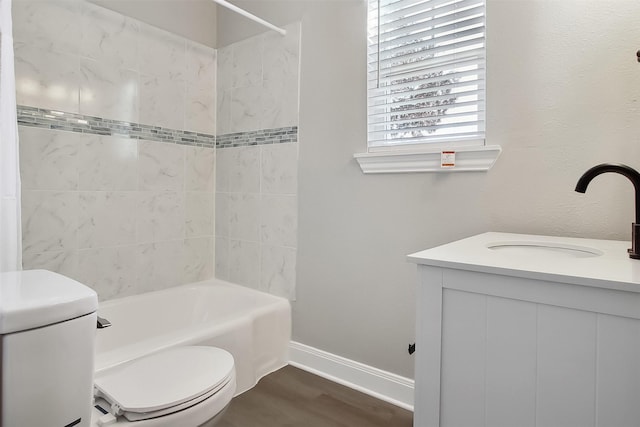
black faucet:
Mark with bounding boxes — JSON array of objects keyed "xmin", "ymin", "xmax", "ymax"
[{"xmin": 575, "ymin": 163, "xmax": 640, "ymax": 259}]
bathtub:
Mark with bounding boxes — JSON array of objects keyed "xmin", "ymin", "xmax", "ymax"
[{"xmin": 94, "ymin": 279, "xmax": 291, "ymax": 395}]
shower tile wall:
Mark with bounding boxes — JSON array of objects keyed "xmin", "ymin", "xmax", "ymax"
[
  {"xmin": 14, "ymin": 0, "xmax": 216, "ymax": 300},
  {"xmin": 215, "ymin": 23, "xmax": 300, "ymax": 300}
]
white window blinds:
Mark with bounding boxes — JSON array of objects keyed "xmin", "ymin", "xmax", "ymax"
[{"xmin": 367, "ymin": 0, "xmax": 486, "ymax": 148}]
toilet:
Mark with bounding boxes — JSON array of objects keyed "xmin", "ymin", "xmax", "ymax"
[{"xmin": 0, "ymin": 270, "xmax": 235, "ymax": 427}]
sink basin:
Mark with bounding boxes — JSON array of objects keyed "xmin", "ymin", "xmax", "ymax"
[{"xmin": 486, "ymin": 241, "xmax": 604, "ymax": 259}]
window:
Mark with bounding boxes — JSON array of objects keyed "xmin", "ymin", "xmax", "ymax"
[
  {"xmin": 356, "ymin": 0, "xmax": 498, "ymax": 173},
  {"xmin": 367, "ymin": 0, "xmax": 486, "ymax": 149}
]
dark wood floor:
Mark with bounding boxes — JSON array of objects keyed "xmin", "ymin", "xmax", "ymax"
[{"xmin": 218, "ymin": 366, "xmax": 413, "ymax": 427}]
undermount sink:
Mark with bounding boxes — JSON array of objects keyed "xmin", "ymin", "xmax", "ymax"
[{"xmin": 486, "ymin": 241, "xmax": 604, "ymax": 258}]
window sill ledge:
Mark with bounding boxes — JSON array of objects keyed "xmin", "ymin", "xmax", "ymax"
[{"xmin": 354, "ymin": 145, "xmax": 502, "ymax": 174}]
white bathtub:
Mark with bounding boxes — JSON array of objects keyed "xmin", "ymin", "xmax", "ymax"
[{"xmin": 94, "ymin": 279, "xmax": 291, "ymax": 395}]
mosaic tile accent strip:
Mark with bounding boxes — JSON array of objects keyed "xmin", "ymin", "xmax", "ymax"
[
  {"xmin": 17, "ymin": 105, "xmax": 216, "ymax": 148},
  {"xmin": 216, "ymin": 127, "xmax": 298, "ymax": 149}
]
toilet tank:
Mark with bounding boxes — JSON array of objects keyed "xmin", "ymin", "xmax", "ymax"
[{"xmin": 0, "ymin": 270, "xmax": 98, "ymax": 427}]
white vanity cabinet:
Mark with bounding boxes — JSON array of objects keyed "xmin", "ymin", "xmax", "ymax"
[{"xmin": 408, "ymin": 233, "xmax": 640, "ymax": 427}]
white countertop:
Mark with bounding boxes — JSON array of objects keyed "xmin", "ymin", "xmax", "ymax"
[{"xmin": 407, "ymin": 232, "xmax": 640, "ymax": 293}]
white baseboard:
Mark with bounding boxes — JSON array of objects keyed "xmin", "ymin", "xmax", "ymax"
[{"xmin": 288, "ymin": 341, "xmax": 414, "ymax": 411}]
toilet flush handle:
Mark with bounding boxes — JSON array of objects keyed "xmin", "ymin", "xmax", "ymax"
[{"xmin": 97, "ymin": 316, "xmax": 112, "ymax": 329}]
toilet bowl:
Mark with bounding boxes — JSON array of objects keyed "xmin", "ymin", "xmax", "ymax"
[{"xmin": 91, "ymin": 346, "xmax": 236, "ymax": 427}]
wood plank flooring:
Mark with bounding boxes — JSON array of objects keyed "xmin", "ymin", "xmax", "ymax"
[{"xmin": 218, "ymin": 366, "xmax": 413, "ymax": 427}]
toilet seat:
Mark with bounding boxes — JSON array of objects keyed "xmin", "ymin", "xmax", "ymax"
[{"xmin": 94, "ymin": 346, "xmax": 235, "ymax": 422}]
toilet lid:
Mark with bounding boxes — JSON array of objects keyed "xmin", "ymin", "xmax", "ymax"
[{"xmin": 94, "ymin": 346, "xmax": 234, "ymax": 415}]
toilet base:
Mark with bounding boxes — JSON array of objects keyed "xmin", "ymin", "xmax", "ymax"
[{"xmin": 197, "ymin": 405, "xmax": 230, "ymax": 427}]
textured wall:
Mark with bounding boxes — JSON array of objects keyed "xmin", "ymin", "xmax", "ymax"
[
  {"xmin": 484, "ymin": 0, "xmax": 640, "ymax": 238},
  {"xmin": 15, "ymin": 0, "xmax": 217, "ymax": 300}
]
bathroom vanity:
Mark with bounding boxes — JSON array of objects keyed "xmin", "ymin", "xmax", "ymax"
[{"xmin": 408, "ymin": 232, "xmax": 640, "ymax": 427}]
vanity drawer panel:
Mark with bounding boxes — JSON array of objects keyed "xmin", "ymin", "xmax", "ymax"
[
  {"xmin": 536, "ymin": 305, "xmax": 597, "ymax": 427},
  {"xmin": 434, "ymin": 285, "xmax": 640, "ymax": 427},
  {"xmin": 440, "ymin": 290, "xmax": 486, "ymax": 427},
  {"xmin": 596, "ymin": 314, "xmax": 640, "ymax": 427},
  {"xmin": 485, "ymin": 297, "xmax": 537, "ymax": 427}
]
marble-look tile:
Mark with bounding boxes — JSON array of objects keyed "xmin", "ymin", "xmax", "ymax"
[
  {"xmin": 228, "ymin": 146, "xmax": 260, "ymax": 193},
  {"xmin": 137, "ymin": 22, "xmax": 186, "ymax": 81},
  {"xmin": 183, "ymin": 237, "xmax": 213, "ymax": 283},
  {"xmin": 78, "ymin": 135, "xmax": 138, "ymax": 191},
  {"xmin": 214, "ymin": 193, "xmax": 229, "ymax": 238},
  {"xmin": 137, "ymin": 191, "xmax": 185, "ymax": 243},
  {"xmin": 230, "ymin": 84, "xmax": 262, "ymax": 133},
  {"xmin": 232, "ymin": 36, "xmax": 263, "ymax": 89},
  {"xmin": 228, "ymin": 239, "xmax": 259, "ymax": 288},
  {"xmin": 216, "ymin": 88, "xmax": 232, "ymax": 136},
  {"xmin": 215, "ymin": 148, "xmax": 232, "ymax": 192},
  {"xmin": 78, "ymin": 192, "xmax": 136, "ymax": 249},
  {"xmin": 21, "ymin": 249, "xmax": 78, "ymax": 280},
  {"xmin": 218, "ymin": 20, "xmax": 300, "ymax": 136},
  {"xmin": 263, "ymin": 21, "xmax": 300, "ymax": 83},
  {"xmin": 186, "ymin": 43, "xmax": 216, "ymax": 93},
  {"xmin": 186, "ymin": 192, "xmax": 214, "ymax": 238},
  {"xmin": 12, "ymin": 0, "xmax": 81, "ymax": 55},
  {"xmin": 139, "ymin": 73, "xmax": 185, "ymax": 130},
  {"xmin": 79, "ymin": 59, "xmax": 139, "ymax": 122},
  {"xmin": 260, "ymin": 245, "xmax": 296, "ymax": 300},
  {"xmin": 260, "ymin": 195, "xmax": 297, "ymax": 247},
  {"xmin": 262, "ymin": 76, "xmax": 299, "ymax": 129},
  {"xmin": 19, "ymin": 126, "xmax": 80, "ymax": 190},
  {"xmin": 22, "ymin": 190, "xmax": 78, "ymax": 254},
  {"xmin": 261, "ymin": 142, "xmax": 298, "ymax": 195},
  {"xmin": 214, "ymin": 237, "xmax": 229, "ymax": 281},
  {"xmin": 185, "ymin": 146, "xmax": 215, "ymax": 191},
  {"xmin": 229, "ymin": 193, "xmax": 260, "ymax": 242},
  {"xmin": 80, "ymin": 4, "xmax": 139, "ymax": 70},
  {"xmin": 15, "ymin": 2, "xmax": 302, "ymax": 301},
  {"xmin": 77, "ymin": 246, "xmax": 137, "ymax": 301},
  {"xmin": 136, "ymin": 240, "xmax": 184, "ymax": 293},
  {"xmin": 217, "ymin": 46, "xmax": 233, "ymax": 91},
  {"xmin": 14, "ymin": 43, "xmax": 80, "ymax": 113},
  {"xmin": 185, "ymin": 82, "xmax": 215, "ymax": 134},
  {"xmin": 138, "ymin": 140, "xmax": 184, "ymax": 190}
]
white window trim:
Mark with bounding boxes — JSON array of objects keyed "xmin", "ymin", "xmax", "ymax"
[
  {"xmin": 354, "ymin": 145, "xmax": 501, "ymax": 174},
  {"xmin": 358, "ymin": 0, "xmax": 500, "ymax": 174}
]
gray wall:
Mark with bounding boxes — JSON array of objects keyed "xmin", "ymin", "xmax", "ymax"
[{"xmin": 218, "ymin": 0, "xmax": 640, "ymax": 379}]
